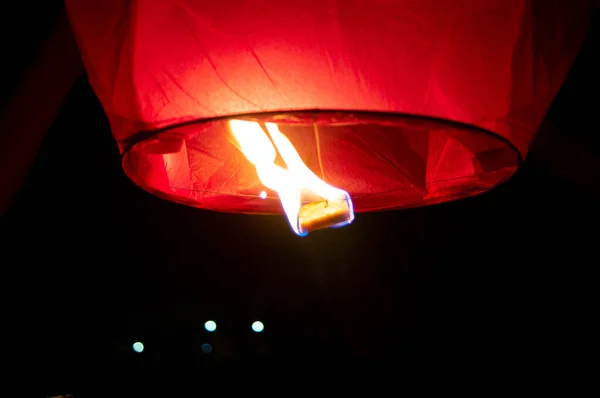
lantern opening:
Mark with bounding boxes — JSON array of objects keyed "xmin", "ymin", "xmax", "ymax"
[
  {"xmin": 229, "ymin": 119, "xmax": 354, "ymax": 235},
  {"xmin": 121, "ymin": 111, "xmax": 520, "ymax": 221}
]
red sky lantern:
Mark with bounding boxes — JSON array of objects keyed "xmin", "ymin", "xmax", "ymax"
[{"xmin": 64, "ymin": 0, "xmax": 593, "ymax": 235}]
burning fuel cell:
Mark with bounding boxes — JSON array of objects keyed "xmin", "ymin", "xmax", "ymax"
[
  {"xmin": 298, "ymin": 196, "xmax": 354, "ymax": 234},
  {"xmin": 229, "ymin": 119, "xmax": 354, "ymax": 236}
]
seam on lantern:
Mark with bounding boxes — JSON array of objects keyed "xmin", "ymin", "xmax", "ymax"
[{"xmin": 313, "ymin": 122, "xmax": 326, "ymax": 182}]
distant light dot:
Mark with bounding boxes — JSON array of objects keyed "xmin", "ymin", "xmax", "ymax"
[
  {"xmin": 251, "ymin": 321, "xmax": 264, "ymax": 333},
  {"xmin": 132, "ymin": 342, "xmax": 144, "ymax": 353},
  {"xmin": 204, "ymin": 320, "xmax": 217, "ymax": 332},
  {"xmin": 201, "ymin": 343, "xmax": 212, "ymax": 354},
  {"xmin": 259, "ymin": 191, "xmax": 267, "ymax": 199}
]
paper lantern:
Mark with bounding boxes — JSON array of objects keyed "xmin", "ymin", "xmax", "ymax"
[{"xmin": 65, "ymin": 0, "xmax": 592, "ymax": 234}]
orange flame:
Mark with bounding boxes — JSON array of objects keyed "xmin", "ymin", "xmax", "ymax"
[{"xmin": 229, "ymin": 120, "xmax": 354, "ymax": 236}]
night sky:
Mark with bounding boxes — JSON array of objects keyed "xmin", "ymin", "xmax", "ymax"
[{"xmin": 1, "ymin": 4, "xmax": 598, "ymax": 396}]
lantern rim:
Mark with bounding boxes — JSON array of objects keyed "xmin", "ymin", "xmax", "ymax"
[
  {"xmin": 120, "ymin": 110, "xmax": 522, "ymax": 214},
  {"xmin": 120, "ymin": 109, "xmax": 522, "ymax": 166}
]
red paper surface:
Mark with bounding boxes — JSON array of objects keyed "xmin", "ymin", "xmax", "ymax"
[{"xmin": 65, "ymin": 0, "xmax": 592, "ymax": 213}]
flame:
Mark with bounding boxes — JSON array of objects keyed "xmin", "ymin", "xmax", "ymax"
[{"xmin": 229, "ymin": 120, "xmax": 354, "ymax": 236}]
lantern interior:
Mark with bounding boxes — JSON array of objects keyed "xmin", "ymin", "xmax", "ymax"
[{"xmin": 122, "ymin": 111, "xmax": 520, "ymax": 214}]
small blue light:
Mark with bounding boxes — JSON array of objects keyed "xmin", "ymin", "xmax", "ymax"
[
  {"xmin": 204, "ymin": 320, "xmax": 217, "ymax": 332},
  {"xmin": 201, "ymin": 343, "xmax": 212, "ymax": 354},
  {"xmin": 251, "ymin": 321, "xmax": 264, "ymax": 333},
  {"xmin": 132, "ymin": 342, "xmax": 144, "ymax": 353}
]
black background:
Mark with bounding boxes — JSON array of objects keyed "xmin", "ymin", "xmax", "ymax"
[{"xmin": 1, "ymin": 4, "xmax": 598, "ymax": 395}]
